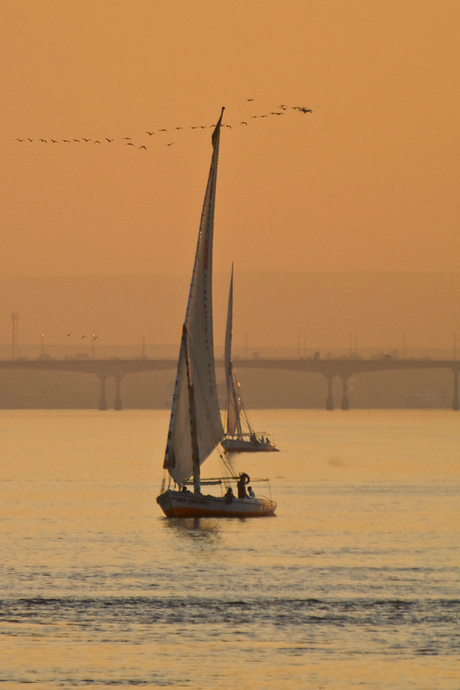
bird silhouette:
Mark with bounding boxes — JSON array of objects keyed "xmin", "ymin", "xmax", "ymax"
[
  {"xmin": 105, "ymin": 138, "xmax": 114, "ymax": 142},
  {"xmin": 246, "ymin": 98, "xmax": 254, "ymax": 101},
  {"xmin": 240, "ymin": 121, "xmax": 248, "ymax": 125},
  {"xmin": 139, "ymin": 145, "xmax": 147, "ymax": 150},
  {"xmin": 146, "ymin": 131, "xmax": 155, "ymax": 135},
  {"xmin": 159, "ymin": 128, "xmax": 168, "ymax": 132},
  {"xmin": 94, "ymin": 140, "xmax": 101, "ymax": 144},
  {"xmin": 51, "ymin": 139, "xmax": 58, "ymax": 143},
  {"xmin": 125, "ymin": 142, "xmax": 134, "ymax": 146},
  {"xmin": 17, "ymin": 138, "xmax": 25, "ymax": 142},
  {"xmin": 123, "ymin": 137, "xmax": 131, "ymax": 140},
  {"xmin": 82, "ymin": 138, "xmax": 91, "ymax": 142},
  {"xmin": 166, "ymin": 142, "xmax": 174, "ymax": 146}
]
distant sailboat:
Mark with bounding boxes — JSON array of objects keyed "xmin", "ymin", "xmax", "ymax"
[
  {"xmin": 221, "ymin": 266, "xmax": 279, "ymax": 454},
  {"xmin": 156, "ymin": 108, "xmax": 276, "ymax": 518}
]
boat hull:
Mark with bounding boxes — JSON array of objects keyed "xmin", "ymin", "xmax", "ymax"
[
  {"xmin": 222, "ymin": 438, "xmax": 279, "ymax": 453},
  {"xmin": 156, "ymin": 489, "xmax": 277, "ymax": 518}
]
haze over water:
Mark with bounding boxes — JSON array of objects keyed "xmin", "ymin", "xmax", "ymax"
[{"xmin": 1, "ymin": 409, "xmax": 458, "ymax": 689}]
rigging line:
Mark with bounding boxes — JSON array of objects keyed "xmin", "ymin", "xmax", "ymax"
[{"xmin": 219, "ymin": 448, "xmax": 238, "ymax": 479}]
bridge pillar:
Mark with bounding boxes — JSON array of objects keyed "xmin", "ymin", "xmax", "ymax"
[
  {"xmin": 325, "ymin": 375, "xmax": 334, "ymax": 410},
  {"xmin": 114, "ymin": 375, "xmax": 123, "ymax": 411},
  {"xmin": 341, "ymin": 376, "xmax": 350, "ymax": 410},
  {"xmin": 452, "ymin": 368, "xmax": 459, "ymax": 411},
  {"xmin": 98, "ymin": 375, "xmax": 108, "ymax": 411}
]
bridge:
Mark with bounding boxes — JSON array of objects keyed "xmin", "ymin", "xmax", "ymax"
[{"xmin": 0, "ymin": 356, "xmax": 459, "ymax": 411}]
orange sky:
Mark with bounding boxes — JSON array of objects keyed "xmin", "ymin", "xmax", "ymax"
[{"xmin": 1, "ymin": 0, "xmax": 459, "ymax": 280}]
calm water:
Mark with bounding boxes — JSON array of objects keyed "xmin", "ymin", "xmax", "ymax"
[{"xmin": 0, "ymin": 409, "xmax": 459, "ymax": 689}]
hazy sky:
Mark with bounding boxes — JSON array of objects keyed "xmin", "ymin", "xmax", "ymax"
[{"xmin": 1, "ymin": 0, "xmax": 459, "ymax": 280}]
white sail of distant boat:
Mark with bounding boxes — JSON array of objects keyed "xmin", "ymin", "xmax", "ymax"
[
  {"xmin": 156, "ymin": 108, "xmax": 276, "ymax": 518},
  {"xmin": 221, "ymin": 266, "xmax": 279, "ymax": 454}
]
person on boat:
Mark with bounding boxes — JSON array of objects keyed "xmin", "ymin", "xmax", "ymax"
[
  {"xmin": 248, "ymin": 486, "xmax": 255, "ymax": 498},
  {"xmin": 225, "ymin": 487, "xmax": 234, "ymax": 503},
  {"xmin": 237, "ymin": 473, "xmax": 250, "ymax": 498}
]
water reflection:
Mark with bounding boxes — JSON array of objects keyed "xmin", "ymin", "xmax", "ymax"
[{"xmin": 163, "ymin": 516, "xmax": 222, "ymax": 545}]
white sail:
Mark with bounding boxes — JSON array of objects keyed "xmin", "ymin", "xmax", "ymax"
[
  {"xmin": 226, "ymin": 374, "xmax": 242, "ymax": 437},
  {"xmin": 224, "ymin": 264, "xmax": 234, "ymax": 384},
  {"xmin": 224, "ymin": 266, "xmax": 242, "ymax": 437},
  {"xmin": 163, "ymin": 109, "xmax": 225, "ymax": 486}
]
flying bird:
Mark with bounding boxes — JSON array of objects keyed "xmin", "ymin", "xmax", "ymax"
[
  {"xmin": 82, "ymin": 138, "xmax": 91, "ymax": 142},
  {"xmin": 105, "ymin": 138, "xmax": 114, "ymax": 142},
  {"xmin": 139, "ymin": 145, "xmax": 147, "ymax": 150},
  {"xmin": 146, "ymin": 131, "xmax": 155, "ymax": 135},
  {"xmin": 17, "ymin": 138, "xmax": 25, "ymax": 142},
  {"xmin": 125, "ymin": 142, "xmax": 134, "ymax": 146},
  {"xmin": 240, "ymin": 121, "xmax": 247, "ymax": 125},
  {"xmin": 166, "ymin": 142, "xmax": 174, "ymax": 146},
  {"xmin": 94, "ymin": 140, "xmax": 101, "ymax": 144},
  {"xmin": 246, "ymin": 98, "xmax": 254, "ymax": 101},
  {"xmin": 159, "ymin": 128, "xmax": 168, "ymax": 132}
]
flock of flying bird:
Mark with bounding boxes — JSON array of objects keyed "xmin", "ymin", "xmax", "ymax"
[{"xmin": 16, "ymin": 102, "xmax": 312, "ymax": 151}]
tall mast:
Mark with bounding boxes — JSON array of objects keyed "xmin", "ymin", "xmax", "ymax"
[{"xmin": 163, "ymin": 108, "xmax": 225, "ymax": 487}]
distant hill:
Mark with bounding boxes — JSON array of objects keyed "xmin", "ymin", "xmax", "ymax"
[{"xmin": 0, "ymin": 271, "xmax": 459, "ymax": 358}]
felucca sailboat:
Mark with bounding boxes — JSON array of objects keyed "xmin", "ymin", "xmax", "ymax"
[
  {"xmin": 156, "ymin": 108, "xmax": 276, "ymax": 518},
  {"xmin": 222, "ymin": 265, "xmax": 279, "ymax": 454}
]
